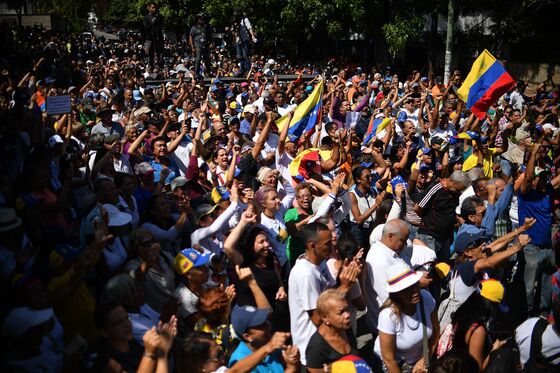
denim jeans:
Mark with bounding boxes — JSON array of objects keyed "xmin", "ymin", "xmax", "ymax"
[
  {"xmin": 236, "ymin": 41, "xmax": 251, "ymax": 74},
  {"xmin": 194, "ymin": 45, "xmax": 211, "ymax": 77},
  {"xmin": 523, "ymin": 243, "xmax": 556, "ymax": 313}
]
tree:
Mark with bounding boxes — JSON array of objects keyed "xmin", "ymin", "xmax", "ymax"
[{"xmin": 5, "ymin": 0, "xmax": 27, "ymax": 28}]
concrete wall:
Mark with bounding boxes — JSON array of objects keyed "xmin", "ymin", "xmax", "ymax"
[{"xmin": 0, "ymin": 14, "xmax": 67, "ymax": 31}]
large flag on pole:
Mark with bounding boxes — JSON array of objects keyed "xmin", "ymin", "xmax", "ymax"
[
  {"xmin": 276, "ymin": 81, "xmax": 323, "ymax": 140},
  {"xmin": 457, "ymin": 49, "xmax": 516, "ymax": 119}
]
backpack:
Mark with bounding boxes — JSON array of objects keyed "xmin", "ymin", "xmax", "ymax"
[{"xmin": 523, "ymin": 318, "xmax": 560, "ymax": 373}]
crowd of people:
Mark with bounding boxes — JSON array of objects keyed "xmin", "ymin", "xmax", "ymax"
[{"xmin": 0, "ymin": 4, "xmax": 560, "ymax": 372}]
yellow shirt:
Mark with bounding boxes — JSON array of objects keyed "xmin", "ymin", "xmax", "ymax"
[
  {"xmin": 48, "ymin": 268, "xmax": 98, "ymax": 344},
  {"xmin": 462, "ymin": 148, "xmax": 495, "ymax": 178}
]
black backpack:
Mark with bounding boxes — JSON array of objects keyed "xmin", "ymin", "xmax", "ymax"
[{"xmin": 523, "ymin": 318, "xmax": 560, "ymax": 373}]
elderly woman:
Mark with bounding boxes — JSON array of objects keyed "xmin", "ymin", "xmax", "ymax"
[
  {"xmin": 125, "ymin": 229, "xmax": 176, "ymax": 313},
  {"xmin": 305, "ymin": 289, "xmax": 359, "ymax": 372},
  {"xmin": 100, "ymin": 273, "xmax": 160, "ymax": 345},
  {"xmin": 141, "ymin": 193, "xmax": 188, "ymax": 254},
  {"xmin": 375, "ymin": 262, "xmax": 439, "ymax": 373}
]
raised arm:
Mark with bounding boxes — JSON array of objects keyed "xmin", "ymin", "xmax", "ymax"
[
  {"xmin": 128, "ymin": 129, "xmax": 149, "ymax": 155},
  {"xmin": 277, "ymin": 110, "xmax": 294, "ymax": 155},
  {"xmin": 252, "ymin": 111, "xmax": 275, "ymax": 159}
]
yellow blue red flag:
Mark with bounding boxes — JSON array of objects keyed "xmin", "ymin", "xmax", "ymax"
[
  {"xmin": 276, "ymin": 81, "xmax": 323, "ymax": 140},
  {"xmin": 458, "ymin": 50, "xmax": 516, "ymax": 119},
  {"xmin": 363, "ymin": 116, "xmax": 390, "ymax": 145}
]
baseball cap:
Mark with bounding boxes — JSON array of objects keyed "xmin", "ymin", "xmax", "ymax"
[
  {"xmin": 385, "ymin": 262, "xmax": 422, "ymax": 293},
  {"xmin": 102, "ymin": 204, "xmax": 132, "ymax": 227},
  {"xmin": 242, "ymin": 104, "xmax": 255, "ymax": 115},
  {"xmin": 211, "ymin": 186, "xmax": 230, "ymax": 204},
  {"xmin": 174, "ymin": 248, "xmax": 211, "ymax": 275},
  {"xmin": 134, "ymin": 162, "xmax": 155, "ymax": 176},
  {"xmin": 195, "ymin": 204, "xmax": 219, "ymax": 224},
  {"xmin": 134, "ymin": 106, "xmax": 152, "ymax": 117},
  {"xmin": 171, "ymin": 176, "xmax": 188, "ymax": 191},
  {"xmin": 478, "ymin": 279, "xmax": 505, "ymax": 303},
  {"xmin": 48, "ymin": 135, "xmax": 64, "ymax": 148},
  {"xmin": 231, "ymin": 305, "xmax": 269, "ymax": 338},
  {"xmin": 2, "ymin": 307, "xmax": 54, "ymax": 339},
  {"xmin": 49, "ymin": 244, "xmax": 81, "ymax": 270},
  {"xmin": 420, "ymin": 146, "xmax": 432, "ymax": 155},
  {"xmin": 331, "ymin": 355, "xmax": 372, "ymax": 373},
  {"xmin": 454, "ymin": 231, "xmax": 486, "ymax": 255}
]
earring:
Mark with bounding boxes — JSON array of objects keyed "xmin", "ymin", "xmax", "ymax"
[{"xmin": 325, "ymin": 321, "xmax": 330, "ymax": 326}]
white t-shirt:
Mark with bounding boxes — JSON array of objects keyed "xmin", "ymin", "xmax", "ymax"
[
  {"xmin": 168, "ymin": 140, "xmax": 193, "ymax": 177},
  {"xmin": 374, "ymin": 290, "xmax": 436, "ymax": 365},
  {"xmin": 515, "ymin": 317, "xmax": 560, "ymax": 367},
  {"xmin": 364, "ymin": 241, "xmax": 411, "ymax": 329},
  {"xmin": 174, "ymin": 282, "xmax": 199, "ymax": 326},
  {"xmin": 288, "ymin": 257, "xmax": 335, "ymax": 365},
  {"xmin": 260, "ymin": 212, "xmax": 289, "ymax": 266},
  {"xmin": 456, "ymin": 185, "xmax": 476, "ymax": 214}
]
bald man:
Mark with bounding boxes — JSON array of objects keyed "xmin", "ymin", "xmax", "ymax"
[{"xmin": 363, "ymin": 219, "xmax": 412, "ymax": 330}]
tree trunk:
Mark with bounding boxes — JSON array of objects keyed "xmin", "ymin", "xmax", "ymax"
[{"xmin": 428, "ymin": 11, "xmax": 438, "ymax": 76}]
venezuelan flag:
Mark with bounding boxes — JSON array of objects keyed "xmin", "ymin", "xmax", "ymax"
[
  {"xmin": 276, "ymin": 81, "xmax": 323, "ymax": 140},
  {"xmin": 458, "ymin": 50, "xmax": 516, "ymax": 119},
  {"xmin": 363, "ymin": 116, "xmax": 390, "ymax": 145}
]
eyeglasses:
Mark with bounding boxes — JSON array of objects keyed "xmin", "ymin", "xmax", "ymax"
[
  {"xmin": 297, "ymin": 193, "xmax": 312, "ymax": 200},
  {"xmin": 107, "ymin": 317, "xmax": 129, "ymax": 328},
  {"xmin": 140, "ymin": 238, "xmax": 157, "ymax": 248}
]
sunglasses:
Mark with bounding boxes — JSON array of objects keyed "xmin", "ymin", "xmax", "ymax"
[{"xmin": 140, "ymin": 238, "xmax": 157, "ymax": 248}]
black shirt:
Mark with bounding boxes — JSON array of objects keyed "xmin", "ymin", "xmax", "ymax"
[
  {"xmin": 306, "ymin": 329, "xmax": 358, "ymax": 368},
  {"xmin": 97, "ymin": 339, "xmax": 144, "ymax": 373},
  {"xmin": 417, "ymin": 182, "xmax": 459, "ymax": 242},
  {"xmin": 236, "ymin": 261, "xmax": 279, "ymax": 308}
]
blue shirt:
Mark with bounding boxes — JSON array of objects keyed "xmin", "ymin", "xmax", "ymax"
[
  {"xmin": 229, "ymin": 341, "xmax": 284, "ymax": 373},
  {"xmin": 144, "ymin": 157, "xmax": 179, "ymax": 184},
  {"xmin": 518, "ymin": 184, "xmax": 553, "ymax": 245},
  {"xmin": 240, "ymin": 119, "xmax": 252, "ymax": 135}
]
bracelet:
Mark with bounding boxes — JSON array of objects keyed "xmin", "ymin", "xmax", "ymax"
[
  {"xmin": 328, "ymin": 193, "xmax": 336, "ymax": 200},
  {"xmin": 143, "ymin": 352, "xmax": 158, "ymax": 360}
]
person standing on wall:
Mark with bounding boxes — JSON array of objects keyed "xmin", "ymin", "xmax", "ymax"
[
  {"xmin": 189, "ymin": 13, "xmax": 212, "ymax": 78},
  {"xmin": 231, "ymin": 8, "xmax": 257, "ymax": 75},
  {"xmin": 143, "ymin": 2, "xmax": 164, "ymax": 70}
]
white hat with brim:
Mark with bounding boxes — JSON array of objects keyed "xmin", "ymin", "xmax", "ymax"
[
  {"xmin": 0, "ymin": 208, "xmax": 22, "ymax": 232},
  {"xmin": 385, "ymin": 262, "xmax": 422, "ymax": 293},
  {"xmin": 102, "ymin": 204, "xmax": 132, "ymax": 227},
  {"xmin": 2, "ymin": 307, "xmax": 53, "ymax": 339}
]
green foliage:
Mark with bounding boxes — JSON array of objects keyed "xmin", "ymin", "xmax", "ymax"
[
  {"xmin": 35, "ymin": 0, "xmax": 91, "ymax": 31},
  {"xmin": 382, "ymin": 15, "xmax": 424, "ymax": 56}
]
